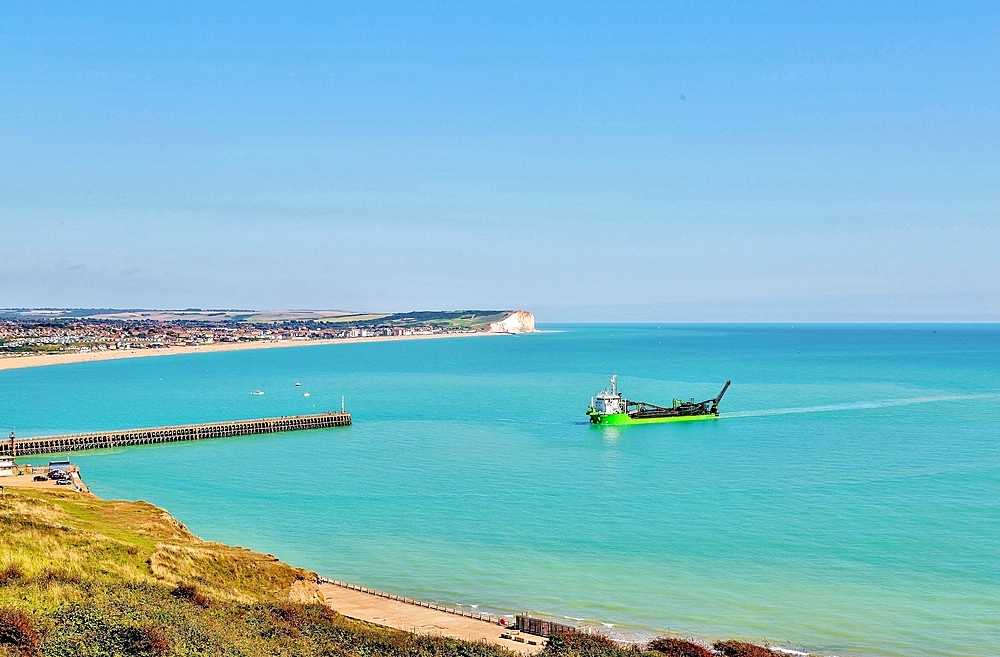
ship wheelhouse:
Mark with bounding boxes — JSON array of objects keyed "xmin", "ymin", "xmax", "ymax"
[{"xmin": 590, "ymin": 374, "xmax": 625, "ymax": 416}]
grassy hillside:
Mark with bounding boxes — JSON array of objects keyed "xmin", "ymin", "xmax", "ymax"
[
  {"xmin": 0, "ymin": 489, "xmax": 790, "ymax": 657},
  {"xmin": 363, "ymin": 311, "xmax": 512, "ymax": 329},
  {"xmin": 0, "ymin": 488, "xmax": 512, "ymax": 657}
]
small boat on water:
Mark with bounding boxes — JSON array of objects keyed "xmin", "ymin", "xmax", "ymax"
[
  {"xmin": 587, "ymin": 375, "xmax": 730, "ymax": 425},
  {"xmin": 303, "ymin": 392, "xmax": 310, "ymax": 397},
  {"xmin": 250, "ymin": 390, "xmax": 264, "ymax": 396},
  {"xmin": 295, "ymin": 382, "xmax": 302, "ymax": 387}
]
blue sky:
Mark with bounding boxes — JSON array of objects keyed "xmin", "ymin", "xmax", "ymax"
[{"xmin": 1, "ymin": 2, "xmax": 997, "ymax": 320}]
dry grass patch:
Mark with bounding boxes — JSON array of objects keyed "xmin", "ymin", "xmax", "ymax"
[
  {"xmin": 712, "ymin": 641, "xmax": 783, "ymax": 657},
  {"xmin": 647, "ymin": 637, "xmax": 714, "ymax": 657},
  {"xmin": 0, "ymin": 608, "xmax": 41, "ymax": 656},
  {"xmin": 149, "ymin": 543, "xmax": 303, "ymax": 603}
]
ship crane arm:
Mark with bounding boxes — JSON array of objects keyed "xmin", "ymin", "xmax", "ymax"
[{"xmin": 704, "ymin": 380, "xmax": 731, "ymax": 415}]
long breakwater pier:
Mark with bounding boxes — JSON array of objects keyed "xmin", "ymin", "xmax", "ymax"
[{"xmin": 1, "ymin": 412, "xmax": 352, "ymax": 457}]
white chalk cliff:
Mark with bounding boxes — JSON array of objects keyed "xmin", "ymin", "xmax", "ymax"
[{"xmin": 488, "ymin": 310, "xmax": 536, "ymax": 334}]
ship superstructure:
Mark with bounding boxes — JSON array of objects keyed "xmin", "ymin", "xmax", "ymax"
[{"xmin": 587, "ymin": 376, "xmax": 730, "ymax": 425}]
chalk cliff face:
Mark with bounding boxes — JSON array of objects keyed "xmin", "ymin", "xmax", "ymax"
[{"xmin": 488, "ymin": 310, "xmax": 536, "ymax": 334}]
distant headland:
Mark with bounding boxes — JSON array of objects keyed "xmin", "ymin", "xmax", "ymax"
[{"xmin": 0, "ymin": 308, "xmax": 536, "ymax": 370}]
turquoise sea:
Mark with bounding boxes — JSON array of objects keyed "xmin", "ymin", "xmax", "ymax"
[{"xmin": 2, "ymin": 325, "xmax": 998, "ymax": 657}]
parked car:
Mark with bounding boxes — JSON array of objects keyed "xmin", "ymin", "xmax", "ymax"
[
  {"xmin": 33, "ymin": 475, "xmax": 48, "ymax": 482},
  {"xmin": 56, "ymin": 479, "xmax": 73, "ymax": 486}
]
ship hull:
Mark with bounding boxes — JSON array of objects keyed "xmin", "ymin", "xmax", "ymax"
[{"xmin": 588, "ymin": 412, "xmax": 718, "ymax": 425}]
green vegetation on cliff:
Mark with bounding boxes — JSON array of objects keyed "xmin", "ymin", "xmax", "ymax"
[
  {"xmin": 0, "ymin": 489, "xmax": 511, "ymax": 657},
  {"xmin": 0, "ymin": 489, "xmax": 789, "ymax": 657}
]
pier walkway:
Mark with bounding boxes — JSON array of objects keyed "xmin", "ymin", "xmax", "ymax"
[{"xmin": 1, "ymin": 412, "xmax": 351, "ymax": 457}]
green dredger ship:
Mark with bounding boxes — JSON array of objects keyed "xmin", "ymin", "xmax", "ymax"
[{"xmin": 587, "ymin": 375, "xmax": 731, "ymax": 425}]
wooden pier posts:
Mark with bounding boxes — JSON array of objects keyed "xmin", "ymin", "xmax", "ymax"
[{"xmin": 0, "ymin": 412, "xmax": 352, "ymax": 457}]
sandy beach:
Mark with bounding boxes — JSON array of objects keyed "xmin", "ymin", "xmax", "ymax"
[
  {"xmin": 0, "ymin": 332, "xmax": 495, "ymax": 372},
  {"xmin": 316, "ymin": 582, "xmax": 545, "ymax": 654}
]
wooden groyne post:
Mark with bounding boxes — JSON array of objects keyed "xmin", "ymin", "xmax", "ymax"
[{"xmin": 0, "ymin": 412, "xmax": 351, "ymax": 457}]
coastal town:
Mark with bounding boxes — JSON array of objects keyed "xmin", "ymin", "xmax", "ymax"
[
  {"xmin": 0, "ymin": 309, "xmax": 536, "ymax": 357},
  {"xmin": 0, "ymin": 319, "xmax": 456, "ymax": 355}
]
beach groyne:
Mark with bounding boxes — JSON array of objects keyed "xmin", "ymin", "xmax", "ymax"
[{"xmin": 2, "ymin": 412, "xmax": 351, "ymax": 457}]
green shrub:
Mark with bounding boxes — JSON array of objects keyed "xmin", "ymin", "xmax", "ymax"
[
  {"xmin": 543, "ymin": 631, "xmax": 641, "ymax": 657},
  {"xmin": 45, "ymin": 604, "xmax": 177, "ymax": 657}
]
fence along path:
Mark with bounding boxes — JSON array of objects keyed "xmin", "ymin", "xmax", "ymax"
[
  {"xmin": 320, "ymin": 578, "xmax": 505, "ymax": 625},
  {"xmin": 1, "ymin": 412, "xmax": 351, "ymax": 457},
  {"xmin": 318, "ymin": 578, "xmax": 577, "ymax": 639}
]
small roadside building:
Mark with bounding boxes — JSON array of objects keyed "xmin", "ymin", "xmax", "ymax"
[{"xmin": 0, "ymin": 458, "xmax": 15, "ymax": 477}]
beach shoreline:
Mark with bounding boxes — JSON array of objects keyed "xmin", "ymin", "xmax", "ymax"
[
  {"xmin": 0, "ymin": 484, "xmax": 549, "ymax": 657},
  {"xmin": 0, "ymin": 471, "xmax": 544, "ymax": 654},
  {"xmin": 0, "ymin": 331, "xmax": 498, "ymax": 372},
  {"xmin": 1, "ymin": 450, "xmax": 814, "ymax": 657}
]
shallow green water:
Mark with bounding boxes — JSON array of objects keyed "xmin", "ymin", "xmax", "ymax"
[{"xmin": 3, "ymin": 325, "xmax": 998, "ymax": 657}]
